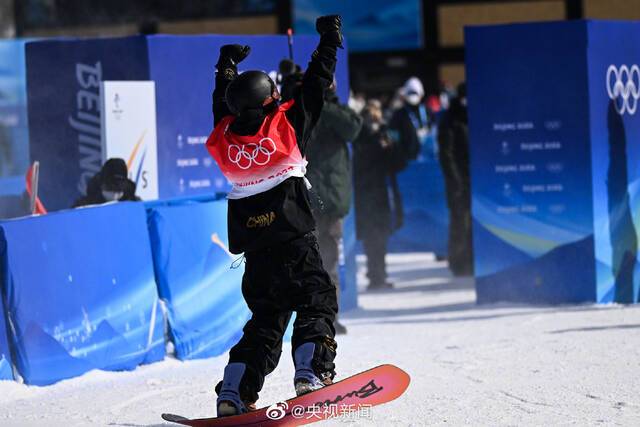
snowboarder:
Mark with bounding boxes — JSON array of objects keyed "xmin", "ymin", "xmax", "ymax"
[{"xmin": 205, "ymin": 15, "xmax": 343, "ymax": 417}]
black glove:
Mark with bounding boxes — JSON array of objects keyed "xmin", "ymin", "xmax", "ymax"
[
  {"xmin": 218, "ymin": 44, "xmax": 251, "ymax": 67},
  {"xmin": 315, "ymin": 15, "xmax": 343, "ymax": 48}
]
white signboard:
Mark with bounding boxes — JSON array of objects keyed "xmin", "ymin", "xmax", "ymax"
[{"xmin": 101, "ymin": 81, "xmax": 159, "ymax": 200}]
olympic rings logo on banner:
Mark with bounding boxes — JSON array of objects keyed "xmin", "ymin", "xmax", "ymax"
[
  {"xmin": 606, "ymin": 64, "xmax": 640, "ymax": 115},
  {"xmin": 228, "ymin": 137, "xmax": 277, "ymax": 169}
]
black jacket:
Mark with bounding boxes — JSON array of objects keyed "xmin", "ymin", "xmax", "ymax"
[
  {"xmin": 306, "ymin": 95, "xmax": 362, "ymax": 218},
  {"xmin": 72, "ymin": 173, "xmax": 140, "ymax": 208},
  {"xmin": 437, "ymin": 97, "xmax": 470, "ymax": 205},
  {"xmin": 388, "ymin": 105, "xmax": 425, "ymax": 172},
  {"xmin": 353, "ymin": 119, "xmax": 397, "ymax": 239},
  {"xmin": 211, "ymin": 41, "xmax": 337, "ymax": 254}
]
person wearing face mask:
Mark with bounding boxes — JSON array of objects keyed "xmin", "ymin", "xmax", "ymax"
[
  {"xmin": 437, "ymin": 82, "xmax": 473, "ymax": 276},
  {"xmin": 72, "ymin": 158, "xmax": 140, "ymax": 208},
  {"xmin": 389, "ymin": 77, "xmax": 429, "ymax": 172},
  {"xmin": 206, "ymin": 15, "xmax": 342, "ymax": 417}
]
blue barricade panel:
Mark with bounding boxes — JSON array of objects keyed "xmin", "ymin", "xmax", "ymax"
[
  {"xmin": 587, "ymin": 21, "xmax": 640, "ymax": 303},
  {"xmin": 0, "ymin": 202, "xmax": 164, "ymax": 385},
  {"xmin": 147, "ymin": 199, "xmax": 250, "ymax": 360},
  {"xmin": 0, "ymin": 235, "xmax": 13, "ymax": 379}
]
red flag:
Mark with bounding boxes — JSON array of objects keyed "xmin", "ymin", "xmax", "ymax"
[{"xmin": 25, "ymin": 163, "xmax": 47, "ymax": 215}]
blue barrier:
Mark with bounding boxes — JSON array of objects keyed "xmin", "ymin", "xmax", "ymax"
[
  {"xmin": 0, "ymin": 202, "xmax": 165, "ymax": 385},
  {"xmin": 147, "ymin": 199, "xmax": 250, "ymax": 360},
  {"xmin": 0, "ymin": 237, "xmax": 13, "ymax": 379}
]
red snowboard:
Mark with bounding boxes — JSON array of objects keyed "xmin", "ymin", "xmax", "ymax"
[{"xmin": 161, "ymin": 364, "xmax": 410, "ymax": 426}]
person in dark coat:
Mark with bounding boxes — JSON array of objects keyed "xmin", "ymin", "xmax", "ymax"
[
  {"xmin": 353, "ymin": 99, "xmax": 398, "ymax": 290},
  {"xmin": 306, "ymin": 83, "xmax": 362, "ymax": 334},
  {"xmin": 388, "ymin": 77, "xmax": 428, "ymax": 171},
  {"xmin": 437, "ymin": 83, "xmax": 473, "ymax": 276},
  {"xmin": 383, "ymin": 77, "xmax": 430, "ymax": 233},
  {"xmin": 72, "ymin": 158, "xmax": 140, "ymax": 207}
]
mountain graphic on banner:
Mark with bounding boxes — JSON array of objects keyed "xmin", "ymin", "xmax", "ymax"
[
  {"xmin": 473, "ymin": 219, "xmax": 533, "ymax": 277},
  {"xmin": 477, "ymin": 236, "xmax": 596, "ymax": 304},
  {"xmin": 18, "ymin": 321, "xmax": 93, "ymax": 385}
]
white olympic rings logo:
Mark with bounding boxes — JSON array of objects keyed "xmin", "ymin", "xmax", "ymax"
[
  {"xmin": 227, "ymin": 137, "xmax": 277, "ymax": 169},
  {"xmin": 606, "ymin": 64, "xmax": 640, "ymax": 115}
]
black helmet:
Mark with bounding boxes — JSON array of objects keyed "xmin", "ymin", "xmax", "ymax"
[{"xmin": 225, "ymin": 70, "xmax": 278, "ymax": 115}]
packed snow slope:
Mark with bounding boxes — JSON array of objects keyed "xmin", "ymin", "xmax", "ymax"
[{"xmin": 0, "ymin": 253, "xmax": 639, "ymax": 426}]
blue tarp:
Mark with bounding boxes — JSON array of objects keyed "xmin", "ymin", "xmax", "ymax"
[
  {"xmin": 147, "ymin": 199, "xmax": 250, "ymax": 360},
  {"xmin": 0, "ymin": 202, "xmax": 165, "ymax": 385}
]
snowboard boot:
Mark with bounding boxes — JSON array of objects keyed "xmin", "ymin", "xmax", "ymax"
[
  {"xmin": 216, "ymin": 363, "xmax": 257, "ymax": 417},
  {"xmin": 293, "ymin": 342, "xmax": 333, "ymax": 396}
]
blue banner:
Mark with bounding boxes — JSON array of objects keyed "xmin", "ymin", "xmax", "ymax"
[
  {"xmin": 147, "ymin": 199, "xmax": 250, "ymax": 360},
  {"xmin": 148, "ymin": 34, "xmax": 350, "ymax": 199},
  {"xmin": 26, "ymin": 37, "xmax": 150, "ymax": 211},
  {"xmin": 0, "ymin": 202, "xmax": 164, "ymax": 385},
  {"xmin": 466, "ymin": 22, "xmax": 596, "ymax": 303},
  {"xmin": 587, "ymin": 21, "xmax": 640, "ymax": 304},
  {"xmin": 388, "ymin": 135, "xmax": 449, "ymax": 256},
  {"xmin": 466, "ymin": 20, "xmax": 640, "ymax": 304}
]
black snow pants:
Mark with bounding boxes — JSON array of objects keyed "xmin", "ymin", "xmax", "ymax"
[{"xmin": 226, "ymin": 232, "xmax": 338, "ymax": 402}]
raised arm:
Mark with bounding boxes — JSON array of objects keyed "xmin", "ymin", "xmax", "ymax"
[
  {"xmin": 291, "ymin": 15, "xmax": 343, "ymax": 152},
  {"xmin": 212, "ymin": 44, "xmax": 251, "ymax": 127}
]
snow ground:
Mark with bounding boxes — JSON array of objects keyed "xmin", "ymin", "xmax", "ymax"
[{"xmin": 1, "ymin": 253, "xmax": 639, "ymax": 426}]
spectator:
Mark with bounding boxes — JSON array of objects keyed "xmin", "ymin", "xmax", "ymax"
[
  {"xmin": 353, "ymin": 99, "xmax": 399, "ymax": 290},
  {"xmin": 73, "ymin": 158, "xmax": 140, "ymax": 207},
  {"xmin": 437, "ymin": 83, "xmax": 473, "ymax": 276},
  {"xmin": 388, "ymin": 77, "xmax": 429, "ymax": 171},
  {"xmin": 306, "ymin": 81, "xmax": 363, "ymax": 334}
]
